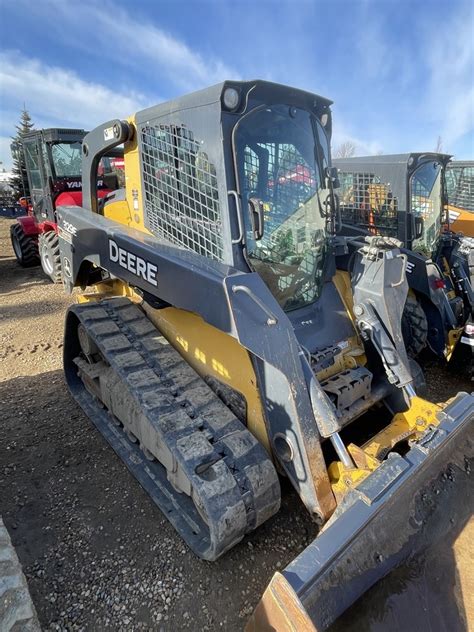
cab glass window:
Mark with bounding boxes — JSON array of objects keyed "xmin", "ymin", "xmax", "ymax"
[{"xmin": 24, "ymin": 142, "xmax": 43, "ymax": 189}]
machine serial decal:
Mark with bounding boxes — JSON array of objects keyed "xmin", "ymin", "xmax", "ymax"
[
  {"xmin": 58, "ymin": 220, "xmax": 78, "ymax": 244},
  {"xmin": 109, "ymin": 239, "xmax": 158, "ymax": 286},
  {"xmin": 58, "ymin": 227, "xmax": 72, "ymax": 244},
  {"xmin": 62, "ymin": 221, "xmax": 77, "ymax": 236}
]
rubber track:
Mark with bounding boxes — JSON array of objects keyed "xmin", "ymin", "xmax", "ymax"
[
  {"xmin": 65, "ymin": 298, "xmax": 280, "ymax": 561},
  {"xmin": 0, "ymin": 517, "xmax": 41, "ymax": 631}
]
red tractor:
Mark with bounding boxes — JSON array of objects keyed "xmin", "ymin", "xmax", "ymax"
[{"xmin": 10, "ymin": 128, "xmax": 122, "ymax": 282}]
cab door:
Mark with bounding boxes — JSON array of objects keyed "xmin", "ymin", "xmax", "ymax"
[{"xmin": 23, "ymin": 137, "xmax": 50, "ymax": 221}]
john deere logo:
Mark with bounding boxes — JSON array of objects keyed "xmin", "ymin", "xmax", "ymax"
[
  {"xmin": 63, "ymin": 257, "xmax": 72, "ymax": 278},
  {"xmin": 109, "ymin": 239, "xmax": 158, "ymax": 287}
]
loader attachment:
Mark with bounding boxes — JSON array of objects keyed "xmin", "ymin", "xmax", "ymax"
[{"xmin": 247, "ymin": 392, "xmax": 474, "ymax": 632}]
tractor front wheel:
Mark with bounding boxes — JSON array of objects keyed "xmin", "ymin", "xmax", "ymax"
[
  {"xmin": 39, "ymin": 231, "xmax": 62, "ymax": 283},
  {"xmin": 10, "ymin": 222, "xmax": 40, "ymax": 267}
]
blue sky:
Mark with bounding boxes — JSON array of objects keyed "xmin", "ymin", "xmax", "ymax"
[{"xmin": 0, "ymin": 0, "xmax": 473, "ymax": 169}]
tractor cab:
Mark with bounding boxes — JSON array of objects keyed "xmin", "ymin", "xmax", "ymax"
[
  {"xmin": 10, "ymin": 127, "xmax": 123, "ymax": 283},
  {"xmin": 21, "ymin": 128, "xmax": 122, "ymax": 224}
]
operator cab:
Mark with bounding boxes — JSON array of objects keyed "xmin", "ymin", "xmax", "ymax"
[
  {"xmin": 334, "ymin": 153, "xmax": 450, "ymax": 256},
  {"xmin": 230, "ymin": 94, "xmax": 356, "ymax": 359},
  {"xmin": 21, "ymin": 128, "xmax": 123, "ymax": 223}
]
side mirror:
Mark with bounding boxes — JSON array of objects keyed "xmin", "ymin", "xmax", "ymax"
[
  {"xmin": 413, "ymin": 215, "xmax": 424, "ymax": 240},
  {"xmin": 102, "ymin": 172, "xmax": 119, "ymax": 191},
  {"xmin": 248, "ymin": 197, "xmax": 265, "ymax": 240}
]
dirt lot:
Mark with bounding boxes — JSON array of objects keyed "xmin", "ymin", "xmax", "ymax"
[{"xmin": 0, "ymin": 216, "xmax": 472, "ymax": 631}]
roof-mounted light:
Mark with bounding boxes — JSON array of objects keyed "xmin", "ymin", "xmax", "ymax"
[{"xmin": 222, "ymin": 87, "xmax": 240, "ymax": 111}]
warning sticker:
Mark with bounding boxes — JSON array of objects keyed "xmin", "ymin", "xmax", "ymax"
[
  {"xmin": 104, "ymin": 126, "xmax": 115, "ymax": 141},
  {"xmin": 58, "ymin": 226, "xmax": 72, "ymax": 244}
]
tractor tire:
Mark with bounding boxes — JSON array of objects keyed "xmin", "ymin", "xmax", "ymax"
[
  {"xmin": 9, "ymin": 223, "xmax": 39, "ymax": 267},
  {"xmin": 39, "ymin": 231, "xmax": 62, "ymax": 283},
  {"xmin": 402, "ymin": 295, "xmax": 429, "ymax": 357},
  {"xmin": 0, "ymin": 517, "xmax": 41, "ymax": 631}
]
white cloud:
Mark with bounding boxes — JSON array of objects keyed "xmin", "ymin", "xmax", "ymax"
[
  {"xmin": 331, "ymin": 114, "xmax": 384, "ymax": 157},
  {"xmin": 0, "ymin": 51, "xmax": 149, "ymax": 168},
  {"xmin": 0, "ymin": 0, "xmax": 239, "ymax": 170},
  {"xmin": 422, "ymin": 8, "xmax": 474, "ymax": 151},
  {"xmin": 21, "ymin": 0, "xmax": 239, "ymax": 92}
]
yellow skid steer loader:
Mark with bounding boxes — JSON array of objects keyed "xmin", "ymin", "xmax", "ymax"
[{"xmin": 57, "ymin": 80, "xmax": 473, "ymax": 630}]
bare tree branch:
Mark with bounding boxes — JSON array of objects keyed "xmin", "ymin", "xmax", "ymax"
[{"xmin": 334, "ymin": 141, "xmax": 356, "ymax": 158}]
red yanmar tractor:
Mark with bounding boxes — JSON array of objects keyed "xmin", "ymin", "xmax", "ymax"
[{"xmin": 10, "ymin": 128, "xmax": 122, "ymax": 282}]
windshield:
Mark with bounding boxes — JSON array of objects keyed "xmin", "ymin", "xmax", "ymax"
[
  {"xmin": 410, "ymin": 160, "xmax": 442, "ymax": 255},
  {"xmin": 50, "ymin": 143, "xmax": 123, "ymax": 185},
  {"xmin": 338, "ymin": 171, "xmax": 399, "ymax": 238},
  {"xmin": 51, "ymin": 142, "xmax": 82, "ymax": 177},
  {"xmin": 234, "ymin": 104, "xmax": 330, "ymax": 311}
]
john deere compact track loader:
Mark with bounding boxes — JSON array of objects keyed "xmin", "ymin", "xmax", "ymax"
[
  {"xmin": 57, "ymin": 81, "xmax": 473, "ymax": 630},
  {"xmin": 334, "ymin": 155, "xmax": 474, "ymax": 371}
]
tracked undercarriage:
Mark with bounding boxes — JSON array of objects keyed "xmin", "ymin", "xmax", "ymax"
[
  {"xmin": 65, "ymin": 298, "xmax": 280, "ymax": 560},
  {"xmin": 57, "ymin": 80, "xmax": 474, "ymax": 630}
]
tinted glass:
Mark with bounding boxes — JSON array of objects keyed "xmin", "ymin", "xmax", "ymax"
[
  {"xmin": 235, "ymin": 105, "xmax": 330, "ymax": 311},
  {"xmin": 51, "ymin": 142, "xmax": 82, "ymax": 177},
  {"xmin": 24, "ymin": 142, "xmax": 43, "ymax": 189},
  {"xmin": 410, "ymin": 161, "xmax": 442, "ymax": 254}
]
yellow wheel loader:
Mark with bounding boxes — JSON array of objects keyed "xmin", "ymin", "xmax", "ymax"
[{"xmin": 57, "ymin": 81, "xmax": 473, "ymax": 630}]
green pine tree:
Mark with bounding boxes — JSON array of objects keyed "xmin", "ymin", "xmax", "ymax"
[{"xmin": 10, "ymin": 108, "xmax": 35, "ymax": 200}]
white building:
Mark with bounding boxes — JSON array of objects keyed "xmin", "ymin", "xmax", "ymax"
[{"xmin": 0, "ymin": 170, "xmax": 13, "ymax": 184}]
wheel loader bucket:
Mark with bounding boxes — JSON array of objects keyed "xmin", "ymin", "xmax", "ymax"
[{"xmin": 247, "ymin": 392, "xmax": 474, "ymax": 632}]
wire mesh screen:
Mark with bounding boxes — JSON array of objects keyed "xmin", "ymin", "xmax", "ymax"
[
  {"xmin": 338, "ymin": 171, "xmax": 398, "ymax": 237},
  {"xmin": 447, "ymin": 165, "xmax": 474, "ymax": 212},
  {"xmin": 140, "ymin": 123, "xmax": 223, "ymax": 261}
]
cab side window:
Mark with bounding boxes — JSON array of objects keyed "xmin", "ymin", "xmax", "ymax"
[{"xmin": 24, "ymin": 142, "xmax": 43, "ymax": 189}]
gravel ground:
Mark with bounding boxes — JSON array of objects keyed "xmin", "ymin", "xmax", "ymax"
[{"xmin": 0, "ymin": 216, "xmax": 472, "ymax": 631}]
